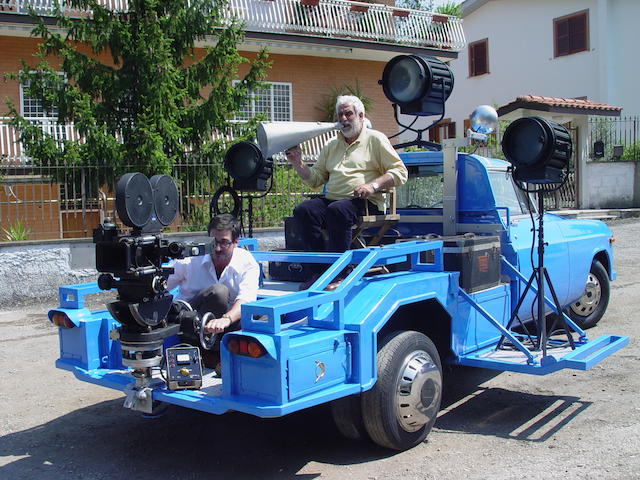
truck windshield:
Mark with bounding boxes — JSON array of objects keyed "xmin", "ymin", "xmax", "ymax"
[
  {"xmin": 396, "ymin": 165, "xmax": 444, "ymax": 209},
  {"xmin": 488, "ymin": 170, "xmax": 533, "ymax": 216}
]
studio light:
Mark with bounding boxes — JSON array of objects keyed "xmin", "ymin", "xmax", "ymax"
[
  {"xmin": 501, "ymin": 116, "xmax": 572, "ymax": 184},
  {"xmin": 223, "ymin": 141, "xmax": 273, "ymax": 192},
  {"xmin": 380, "ymin": 54, "xmax": 454, "ymax": 116}
]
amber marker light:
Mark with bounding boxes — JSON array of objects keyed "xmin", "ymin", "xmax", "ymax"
[
  {"xmin": 51, "ymin": 312, "xmax": 75, "ymax": 329},
  {"xmin": 610, "ymin": 237, "xmax": 615, "ymax": 243}
]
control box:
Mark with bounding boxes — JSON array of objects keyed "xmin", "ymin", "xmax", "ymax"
[{"xmin": 165, "ymin": 346, "xmax": 203, "ymax": 390}]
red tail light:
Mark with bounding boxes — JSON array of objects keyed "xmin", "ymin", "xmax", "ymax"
[
  {"xmin": 247, "ymin": 342, "xmax": 264, "ymax": 358},
  {"xmin": 227, "ymin": 336, "xmax": 265, "ymax": 358},
  {"xmin": 51, "ymin": 312, "xmax": 75, "ymax": 329}
]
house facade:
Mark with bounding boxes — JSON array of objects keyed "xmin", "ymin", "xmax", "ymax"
[
  {"xmin": 0, "ymin": 0, "xmax": 465, "ymax": 239},
  {"xmin": 444, "ymin": 0, "xmax": 639, "ymax": 137}
]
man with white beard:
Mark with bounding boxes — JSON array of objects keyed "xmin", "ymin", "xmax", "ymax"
[{"xmin": 285, "ymin": 95, "xmax": 407, "ymax": 289}]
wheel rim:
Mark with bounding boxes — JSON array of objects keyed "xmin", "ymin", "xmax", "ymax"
[
  {"xmin": 570, "ymin": 272, "xmax": 602, "ymax": 317},
  {"xmin": 395, "ymin": 350, "xmax": 441, "ymax": 433}
]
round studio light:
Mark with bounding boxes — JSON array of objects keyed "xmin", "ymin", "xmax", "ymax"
[
  {"xmin": 382, "ymin": 55, "xmax": 427, "ymax": 104},
  {"xmin": 501, "ymin": 116, "xmax": 572, "ymax": 184},
  {"xmin": 223, "ymin": 141, "xmax": 264, "ymax": 180},
  {"xmin": 381, "ymin": 54, "xmax": 454, "ymax": 116},
  {"xmin": 223, "ymin": 141, "xmax": 273, "ymax": 192}
]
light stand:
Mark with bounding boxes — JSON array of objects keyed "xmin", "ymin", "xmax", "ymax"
[
  {"xmin": 497, "ymin": 183, "xmax": 575, "ymax": 355},
  {"xmin": 498, "ymin": 116, "xmax": 575, "ymax": 355}
]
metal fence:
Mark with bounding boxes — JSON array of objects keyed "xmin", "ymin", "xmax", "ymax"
[
  {"xmin": 0, "ymin": 118, "xmax": 335, "ymax": 240},
  {"xmin": 588, "ymin": 116, "xmax": 640, "ymax": 162}
]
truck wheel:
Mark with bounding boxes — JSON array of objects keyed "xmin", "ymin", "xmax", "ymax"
[
  {"xmin": 567, "ymin": 260, "xmax": 610, "ymax": 330},
  {"xmin": 361, "ymin": 331, "xmax": 442, "ymax": 451},
  {"xmin": 330, "ymin": 394, "xmax": 368, "ymax": 441}
]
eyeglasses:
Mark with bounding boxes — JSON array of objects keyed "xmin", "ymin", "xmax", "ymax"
[{"xmin": 212, "ymin": 239, "xmax": 234, "ymax": 248}]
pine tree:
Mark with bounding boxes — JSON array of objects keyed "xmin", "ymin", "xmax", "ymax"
[{"xmin": 6, "ymin": 0, "xmax": 270, "ymax": 188}]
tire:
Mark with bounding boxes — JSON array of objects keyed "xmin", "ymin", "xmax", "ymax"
[
  {"xmin": 566, "ymin": 260, "xmax": 610, "ymax": 330},
  {"xmin": 330, "ymin": 394, "xmax": 368, "ymax": 441},
  {"xmin": 361, "ymin": 331, "xmax": 443, "ymax": 451}
]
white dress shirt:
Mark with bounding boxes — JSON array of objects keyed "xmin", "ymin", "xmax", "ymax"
[{"xmin": 166, "ymin": 247, "xmax": 260, "ymax": 309}]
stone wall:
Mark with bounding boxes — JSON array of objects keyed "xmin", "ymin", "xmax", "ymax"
[
  {"xmin": 585, "ymin": 162, "xmax": 638, "ymax": 209},
  {"xmin": 0, "ymin": 229, "xmax": 284, "ymax": 308}
]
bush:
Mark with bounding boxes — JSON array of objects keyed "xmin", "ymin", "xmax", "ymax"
[{"xmin": 620, "ymin": 142, "xmax": 640, "ymax": 162}]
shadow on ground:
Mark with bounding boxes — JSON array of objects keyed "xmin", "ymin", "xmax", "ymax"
[
  {"xmin": 439, "ymin": 366, "xmax": 591, "ymax": 442},
  {"xmin": 0, "ymin": 367, "xmax": 591, "ymax": 480}
]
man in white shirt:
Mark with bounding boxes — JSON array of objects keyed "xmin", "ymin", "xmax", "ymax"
[{"xmin": 166, "ymin": 214, "xmax": 260, "ymax": 336}]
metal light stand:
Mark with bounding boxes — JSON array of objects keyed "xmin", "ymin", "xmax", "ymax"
[{"xmin": 497, "ymin": 185, "xmax": 575, "ymax": 356}]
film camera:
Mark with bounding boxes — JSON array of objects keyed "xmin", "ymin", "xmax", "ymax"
[{"xmin": 93, "ymin": 173, "xmax": 212, "ymax": 385}]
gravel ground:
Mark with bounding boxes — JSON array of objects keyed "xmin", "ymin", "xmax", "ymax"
[{"xmin": 0, "ymin": 219, "xmax": 638, "ymax": 480}]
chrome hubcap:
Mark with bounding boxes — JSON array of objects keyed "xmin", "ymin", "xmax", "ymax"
[
  {"xmin": 570, "ymin": 272, "xmax": 602, "ymax": 317},
  {"xmin": 395, "ymin": 350, "xmax": 441, "ymax": 432}
]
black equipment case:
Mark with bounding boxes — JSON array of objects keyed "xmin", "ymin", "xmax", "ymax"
[
  {"xmin": 397, "ymin": 234, "xmax": 502, "ymax": 293},
  {"xmin": 268, "ymin": 249, "xmax": 314, "ymax": 282},
  {"xmin": 268, "ymin": 217, "xmax": 314, "ymax": 282},
  {"xmin": 442, "ymin": 234, "xmax": 501, "ymax": 293}
]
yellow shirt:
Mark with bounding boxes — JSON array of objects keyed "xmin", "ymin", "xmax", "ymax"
[{"xmin": 304, "ymin": 128, "xmax": 408, "ymax": 211}]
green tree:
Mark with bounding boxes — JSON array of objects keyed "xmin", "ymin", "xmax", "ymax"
[{"xmin": 5, "ymin": 0, "xmax": 270, "ymax": 188}]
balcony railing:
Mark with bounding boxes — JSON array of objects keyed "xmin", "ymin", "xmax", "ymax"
[
  {"xmin": 0, "ymin": 118, "xmax": 334, "ymax": 165},
  {"xmin": 0, "ymin": 0, "xmax": 466, "ymax": 51}
]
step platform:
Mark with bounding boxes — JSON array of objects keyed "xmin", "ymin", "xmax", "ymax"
[{"xmin": 457, "ymin": 334, "xmax": 628, "ymax": 375}]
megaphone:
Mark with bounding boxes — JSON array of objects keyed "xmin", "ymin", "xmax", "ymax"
[
  {"xmin": 257, "ymin": 121, "xmax": 342, "ymax": 158},
  {"xmin": 223, "ymin": 121, "xmax": 341, "ymax": 191}
]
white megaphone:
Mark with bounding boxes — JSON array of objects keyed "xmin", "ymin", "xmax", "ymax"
[{"xmin": 256, "ymin": 121, "xmax": 342, "ymax": 158}]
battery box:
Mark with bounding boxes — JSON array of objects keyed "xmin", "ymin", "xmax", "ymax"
[{"xmin": 165, "ymin": 346, "xmax": 203, "ymax": 390}]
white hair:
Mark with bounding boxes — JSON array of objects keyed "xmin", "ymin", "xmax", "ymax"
[{"xmin": 335, "ymin": 95, "xmax": 365, "ymax": 117}]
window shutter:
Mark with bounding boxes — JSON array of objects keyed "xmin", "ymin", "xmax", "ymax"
[{"xmin": 554, "ymin": 10, "xmax": 588, "ymax": 57}]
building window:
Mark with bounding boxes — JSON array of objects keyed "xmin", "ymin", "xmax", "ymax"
[
  {"xmin": 468, "ymin": 39, "xmax": 488, "ymax": 77},
  {"xmin": 20, "ymin": 76, "xmax": 68, "ymax": 145},
  {"xmin": 234, "ymin": 82, "xmax": 292, "ymax": 121},
  {"xmin": 429, "ymin": 120, "xmax": 456, "ymax": 143},
  {"xmin": 554, "ymin": 10, "xmax": 589, "ymax": 57},
  {"xmin": 20, "ymin": 80, "xmax": 59, "ymax": 119}
]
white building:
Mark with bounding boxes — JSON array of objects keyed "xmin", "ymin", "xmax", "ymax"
[{"xmin": 443, "ymin": 0, "xmax": 639, "ymax": 137}]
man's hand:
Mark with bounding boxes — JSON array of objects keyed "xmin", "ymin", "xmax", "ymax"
[
  {"xmin": 284, "ymin": 145, "xmax": 303, "ymax": 167},
  {"xmin": 353, "ymin": 183, "xmax": 376, "ymax": 199},
  {"xmin": 204, "ymin": 316, "xmax": 233, "ymax": 334}
]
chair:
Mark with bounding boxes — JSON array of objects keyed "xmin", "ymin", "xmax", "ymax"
[{"xmin": 351, "ymin": 188, "xmax": 400, "ymax": 249}]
